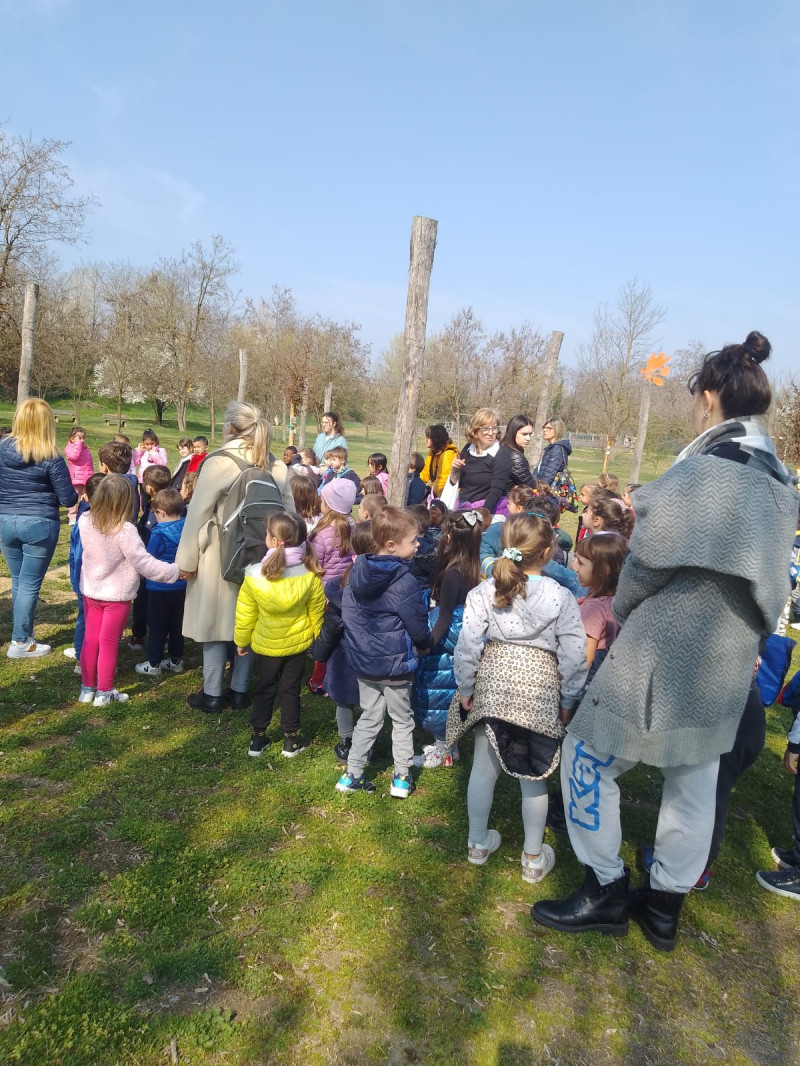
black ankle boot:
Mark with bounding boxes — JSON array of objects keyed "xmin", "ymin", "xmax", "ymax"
[
  {"xmin": 531, "ymin": 866, "xmax": 629, "ymax": 937},
  {"xmin": 186, "ymin": 690, "xmax": 229, "ymax": 713},
  {"xmin": 628, "ymin": 875, "xmax": 686, "ymax": 952}
]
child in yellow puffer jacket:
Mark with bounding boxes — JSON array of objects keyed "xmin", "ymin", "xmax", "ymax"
[{"xmin": 235, "ymin": 512, "xmax": 326, "ymax": 759}]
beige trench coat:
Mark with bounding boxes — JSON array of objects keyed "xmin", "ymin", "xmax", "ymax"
[{"xmin": 176, "ymin": 438, "xmax": 295, "ymax": 643}]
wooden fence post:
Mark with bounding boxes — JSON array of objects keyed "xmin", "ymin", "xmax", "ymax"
[
  {"xmin": 387, "ymin": 216, "xmax": 438, "ymax": 506},
  {"xmin": 16, "ymin": 283, "xmax": 40, "ymax": 405},
  {"xmin": 237, "ymin": 348, "xmax": 248, "ymax": 403},
  {"xmin": 528, "ymin": 330, "xmax": 564, "ymax": 471},
  {"xmin": 324, "ymin": 381, "xmax": 333, "ymax": 413},
  {"xmin": 630, "ymin": 383, "xmax": 651, "ymax": 484}
]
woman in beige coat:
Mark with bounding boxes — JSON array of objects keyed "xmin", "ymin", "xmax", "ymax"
[{"xmin": 177, "ymin": 401, "xmax": 295, "ymax": 712}]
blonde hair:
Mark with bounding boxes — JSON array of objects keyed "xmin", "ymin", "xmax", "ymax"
[
  {"xmin": 465, "ymin": 408, "xmax": 501, "ymax": 447},
  {"xmin": 544, "ymin": 417, "xmax": 566, "ymax": 440},
  {"xmin": 493, "ymin": 514, "xmax": 552, "ymax": 608},
  {"xmin": 597, "ymin": 472, "xmax": 620, "ymax": 493},
  {"xmin": 224, "ymin": 400, "xmax": 271, "ymax": 470},
  {"xmin": 89, "ymin": 474, "xmax": 135, "ymax": 535},
  {"xmin": 10, "ymin": 398, "xmax": 59, "ymax": 463},
  {"xmin": 359, "ymin": 493, "xmax": 388, "ymax": 519},
  {"xmin": 261, "ymin": 512, "xmax": 323, "ymax": 580}
]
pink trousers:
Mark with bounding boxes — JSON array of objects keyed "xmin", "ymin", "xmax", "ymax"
[{"xmin": 81, "ymin": 597, "xmax": 130, "ymax": 692}]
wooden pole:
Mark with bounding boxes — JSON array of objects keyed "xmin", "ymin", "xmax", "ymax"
[
  {"xmin": 630, "ymin": 382, "xmax": 651, "ymax": 483},
  {"xmin": 528, "ymin": 330, "xmax": 564, "ymax": 471},
  {"xmin": 16, "ymin": 282, "xmax": 40, "ymax": 405},
  {"xmin": 323, "ymin": 381, "xmax": 333, "ymax": 412},
  {"xmin": 298, "ymin": 378, "xmax": 309, "ymax": 450},
  {"xmin": 237, "ymin": 348, "xmax": 248, "ymax": 403},
  {"xmin": 387, "ymin": 216, "xmax": 438, "ymax": 506}
]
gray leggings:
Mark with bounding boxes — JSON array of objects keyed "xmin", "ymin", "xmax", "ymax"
[
  {"xmin": 202, "ymin": 641, "xmax": 253, "ymax": 697},
  {"xmin": 467, "ymin": 726, "xmax": 549, "ymax": 854}
]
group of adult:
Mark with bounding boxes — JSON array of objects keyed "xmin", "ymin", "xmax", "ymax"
[
  {"xmin": 420, "ymin": 410, "xmax": 572, "ymax": 512},
  {"xmin": 1, "ymin": 340, "xmax": 797, "ymax": 952}
]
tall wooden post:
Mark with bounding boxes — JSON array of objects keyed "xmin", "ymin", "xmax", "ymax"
[
  {"xmin": 237, "ymin": 348, "xmax": 248, "ymax": 403},
  {"xmin": 16, "ymin": 283, "xmax": 40, "ymax": 404},
  {"xmin": 528, "ymin": 330, "xmax": 564, "ymax": 471},
  {"xmin": 324, "ymin": 381, "xmax": 333, "ymax": 413},
  {"xmin": 630, "ymin": 384, "xmax": 651, "ymax": 483},
  {"xmin": 387, "ymin": 216, "xmax": 438, "ymax": 506},
  {"xmin": 298, "ymin": 377, "xmax": 309, "ymax": 449}
]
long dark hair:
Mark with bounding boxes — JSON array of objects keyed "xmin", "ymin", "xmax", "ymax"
[
  {"xmin": 425, "ymin": 424, "xmax": 452, "ymax": 455},
  {"xmin": 500, "ymin": 414, "xmax": 534, "ymax": 453},
  {"xmin": 431, "ymin": 510, "xmax": 482, "ymax": 601},
  {"xmin": 322, "ymin": 411, "xmax": 344, "ymax": 436},
  {"xmin": 688, "ymin": 330, "xmax": 772, "ymax": 419}
]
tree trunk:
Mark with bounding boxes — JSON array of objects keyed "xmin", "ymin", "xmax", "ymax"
[
  {"xmin": 176, "ymin": 398, "xmax": 187, "ymax": 432},
  {"xmin": 237, "ymin": 348, "xmax": 248, "ymax": 403},
  {"xmin": 117, "ymin": 394, "xmax": 123, "ymax": 432},
  {"xmin": 630, "ymin": 383, "xmax": 651, "ymax": 483},
  {"xmin": 298, "ymin": 377, "xmax": 309, "ymax": 449},
  {"xmin": 153, "ymin": 398, "xmax": 166, "ymax": 425},
  {"xmin": 210, "ymin": 394, "xmax": 217, "ymax": 442},
  {"xmin": 528, "ymin": 330, "xmax": 564, "ymax": 471},
  {"xmin": 281, "ymin": 397, "xmax": 287, "ymax": 444},
  {"xmin": 324, "ymin": 380, "xmax": 333, "ymax": 412},
  {"xmin": 387, "ymin": 216, "xmax": 438, "ymax": 506},
  {"xmin": 16, "ymin": 282, "xmax": 40, "ymax": 405}
]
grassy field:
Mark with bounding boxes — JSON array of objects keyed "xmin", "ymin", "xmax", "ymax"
[{"xmin": 1, "ymin": 401, "xmax": 799, "ymax": 1064}]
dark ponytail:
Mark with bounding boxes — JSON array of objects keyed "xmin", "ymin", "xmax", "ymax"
[{"xmin": 688, "ymin": 331, "xmax": 772, "ymax": 419}]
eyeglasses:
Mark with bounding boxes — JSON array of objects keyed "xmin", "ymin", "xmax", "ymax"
[{"xmin": 478, "ymin": 426, "xmax": 499, "ymax": 435}]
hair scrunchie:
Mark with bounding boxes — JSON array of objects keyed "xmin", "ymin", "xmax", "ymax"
[{"xmin": 501, "ymin": 547, "xmax": 522, "ymax": 562}]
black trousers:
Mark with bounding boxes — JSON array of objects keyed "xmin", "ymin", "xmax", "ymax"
[
  {"xmin": 251, "ymin": 651, "xmax": 306, "ymax": 735},
  {"xmin": 707, "ymin": 680, "xmax": 766, "ymax": 867},
  {"xmin": 131, "ymin": 578, "xmax": 148, "ymax": 640},
  {"xmin": 146, "ymin": 588, "xmax": 186, "ymax": 666}
]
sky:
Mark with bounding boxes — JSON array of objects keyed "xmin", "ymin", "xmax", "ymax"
[{"xmin": 2, "ymin": 0, "xmax": 799, "ymax": 379}]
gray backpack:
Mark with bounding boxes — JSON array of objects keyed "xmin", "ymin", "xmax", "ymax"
[{"xmin": 214, "ymin": 451, "xmax": 286, "ymax": 584}]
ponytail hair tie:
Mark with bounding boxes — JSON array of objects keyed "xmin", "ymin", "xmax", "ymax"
[{"xmin": 501, "ymin": 547, "xmax": 523, "ymax": 562}]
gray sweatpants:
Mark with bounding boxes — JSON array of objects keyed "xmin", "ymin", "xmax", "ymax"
[
  {"xmin": 467, "ymin": 727, "xmax": 549, "ymax": 854},
  {"xmin": 203, "ymin": 640, "xmax": 253, "ymax": 697},
  {"xmin": 347, "ymin": 679, "xmax": 414, "ymax": 778},
  {"xmin": 561, "ymin": 731, "xmax": 720, "ymax": 893}
]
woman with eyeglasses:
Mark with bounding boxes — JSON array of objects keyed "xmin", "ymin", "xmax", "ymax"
[
  {"xmin": 312, "ymin": 412, "xmax": 347, "ymax": 462},
  {"xmin": 534, "ymin": 417, "xmax": 572, "ymax": 492},
  {"xmin": 448, "ymin": 408, "xmax": 508, "ymax": 512}
]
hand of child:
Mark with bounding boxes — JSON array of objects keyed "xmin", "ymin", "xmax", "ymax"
[
  {"xmin": 459, "ymin": 694, "xmax": 473, "ymax": 712},
  {"xmin": 559, "ymin": 706, "xmax": 574, "ymax": 726},
  {"xmin": 236, "ymin": 646, "xmax": 249, "ymax": 657},
  {"xmin": 179, "ymin": 570, "xmax": 197, "ymax": 580},
  {"xmin": 784, "ymin": 748, "xmax": 798, "ymax": 775}
]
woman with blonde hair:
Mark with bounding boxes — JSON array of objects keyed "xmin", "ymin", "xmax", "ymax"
[
  {"xmin": 446, "ymin": 408, "xmax": 507, "ymax": 512},
  {"xmin": 0, "ymin": 398, "xmax": 78, "ymax": 658},
  {"xmin": 176, "ymin": 401, "xmax": 296, "ymax": 712}
]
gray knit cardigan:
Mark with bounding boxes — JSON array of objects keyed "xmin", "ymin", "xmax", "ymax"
[{"xmin": 568, "ymin": 454, "xmax": 798, "ymax": 767}]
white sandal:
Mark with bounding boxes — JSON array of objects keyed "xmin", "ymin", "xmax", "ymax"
[{"xmin": 468, "ymin": 829, "xmax": 502, "ymax": 865}]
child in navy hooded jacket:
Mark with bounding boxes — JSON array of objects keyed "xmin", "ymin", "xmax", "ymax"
[
  {"xmin": 136, "ymin": 488, "xmax": 187, "ymax": 676},
  {"xmin": 337, "ymin": 507, "xmax": 432, "ymax": 797}
]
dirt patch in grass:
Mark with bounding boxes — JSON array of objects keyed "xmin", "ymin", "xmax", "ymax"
[{"xmin": 0, "ymin": 770, "xmax": 70, "ymax": 791}]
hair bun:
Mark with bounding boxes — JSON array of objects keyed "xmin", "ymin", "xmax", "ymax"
[{"xmin": 742, "ymin": 331, "xmax": 771, "ymax": 365}]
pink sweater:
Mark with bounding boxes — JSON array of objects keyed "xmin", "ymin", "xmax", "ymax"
[
  {"xmin": 132, "ymin": 445, "xmax": 168, "ymax": 483},
  {"xmin": 64, "ymin": 440, "xmax": 94, "ymax": 486},
  {"xmin": 310, "ymin": 518, "xmax": 355, "ymax": 583},
  {"xmin": 78, "ymin": 516, "xmax": 179, "ymax": 601}
]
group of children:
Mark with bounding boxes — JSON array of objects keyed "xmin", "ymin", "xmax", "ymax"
[
  {"xmin": 283, "ymin": 444, "xmax": 429, "ymax": 507},
  {"xmin": 64, "ymin": 429, "xmax": 209, "ymax": 706}
]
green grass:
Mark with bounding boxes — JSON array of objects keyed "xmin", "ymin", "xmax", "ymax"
[{"xmin": 1, "ymin": 400, "xmax": 799, "ymax": 1063}]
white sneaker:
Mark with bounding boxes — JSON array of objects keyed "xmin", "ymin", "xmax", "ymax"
[
  {"xmin": 63, "ymin": 647, "xmax": 77, "ymax": 659},
  {"xmin": 7, "ymin": 640, "xmax": 51, "ymax": 659},
  {"xmin": 93, "ymin": 689, "xmax": 130, "ymax": 707},
  {"xmin": 73, "ymin": 664, "xmax": 82, "ymax": 675},
  {"xmin": 412, "ymin": 744, "xmax": 460, "ymax": 769},
  {"xmin": 160, "ymin": 658, "xmax": 185, "ymax": 674},
  {"xmin": 521, "ymin": 843, "xmax": 556, "ymax": 884},
  {"xmin": 78, "ymin": 686, "xmax": 97, "ymax": 704},
  {"xmin": 468, "ymin": 829, "xmax": 502, "ymax": 866},
  {"xmin": 135, "ymin": 661, "xmax": 161, "ymax": 676}
]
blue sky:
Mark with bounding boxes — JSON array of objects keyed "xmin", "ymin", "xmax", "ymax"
[{"xmin": 3, "ymin": 0, "xmax": 798, "ymax": 377}]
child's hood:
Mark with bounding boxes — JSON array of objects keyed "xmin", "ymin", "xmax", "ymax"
[
  {"xmin": 154, "ymin": 518, "xmax": 185, "ymax": 547},
  {"xmin": 348, "ymin": 553, "xmax": 410, "ymax": 601}
]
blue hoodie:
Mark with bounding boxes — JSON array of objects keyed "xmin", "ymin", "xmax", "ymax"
[
  {"xmin": 341, "ymin": 554, "xmax": 432, "ymax": 680},
  {"xmin": 145, "ymin": 517, "xmax": 187, "ymax": 592}
]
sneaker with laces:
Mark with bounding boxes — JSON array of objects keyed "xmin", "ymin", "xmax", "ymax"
[
  {"xmin": 7, "ymin": 640, "xmax": 51, "ymax": 659},
  {"xmin": 756, "ymin": 868, "xmax": 800, "ymax": 899},
  {"xmin": 521, "ymin": 843, "xmax": 556, "ymax": 884},
  {"xmin": 413, "ymin": 744, "xmax": 459, "ymax": 769},
  {"xmin": 282, "ymin": 735, "xmax": 305, "ymax": 758},
  {"xmin": 468, "ymin": 829, "xmax": 502, "ymax": 865},
  {"xmin": 336, "ymin": 772, "xmax": 376, "ymax": 794},
  {"xmin": 63, "ymin": 647, "xmax": 77, "ymax": 660},
  {"xmin": 771, "ymin": 846, "xmax": 800, "ymax": 871},
  {"xmin": 93, "ymin": 689, "xmax": 130, "ymax": 707},
  {"xmin": 389, "ymin": 773, "xmax": 415, "ymax": 798},
  {"xmin": 248, "ymin": 732, "xmax": 269, "ymax": 757},
  {"xmin": 334, "ymin": 737, "xmax": 352, "ymax": 762},
  {"xmin": 135, "ymin": 661, "xmax": 162, "ymax": 676},
  {"xmin": 160, "ymin": 658, "xmax": 185, "ymax": 674},
  {"xmin": 78, "ymin": 685, "xmax": 97, "ymax": 704},
  {"xmin": 637, "ymin": 843, "xmax": 711, "ymax": 892}
]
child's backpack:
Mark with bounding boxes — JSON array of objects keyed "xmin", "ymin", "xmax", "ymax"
[{"xmin": 216, "ymin": 452, "xmax": 286, "ymax": 584}]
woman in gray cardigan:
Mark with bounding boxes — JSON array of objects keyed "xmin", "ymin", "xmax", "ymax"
[{"xmin": 532, "ymin": 331, "xmax": 798, "ymax": 950}]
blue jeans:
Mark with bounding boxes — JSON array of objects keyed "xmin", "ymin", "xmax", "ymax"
[{"xmin": 0, "ymin": 515, "xmax": 60, "ymax": 642}]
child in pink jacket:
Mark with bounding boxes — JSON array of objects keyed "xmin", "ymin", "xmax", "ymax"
[
  {"xmin": 64, "ymin": 426, "xmax": 94, "ymax": 525},
  {"xmin": 132, "ymin": 429, "xmax": 168, "ymax": 484},
  {"xmin": 78, "ymin": 474, "xmax": 179, "ymax": 707}
]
